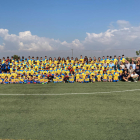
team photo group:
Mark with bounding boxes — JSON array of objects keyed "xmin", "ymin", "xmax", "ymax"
[{"xmin": 0, "ymin": 55, "xmax": 140, "ymax": 84}]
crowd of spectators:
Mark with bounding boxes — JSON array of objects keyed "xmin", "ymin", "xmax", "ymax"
[{"xmin": 0, "ymin": 55, "xmax": 140, "ymax": 84}]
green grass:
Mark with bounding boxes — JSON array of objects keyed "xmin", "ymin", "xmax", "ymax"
[{"xmin": 0, "ymin": 82, "xmax": 140, "ymax": 140}]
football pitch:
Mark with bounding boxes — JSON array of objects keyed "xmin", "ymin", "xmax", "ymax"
[{"xmin": 0, "ymin": 82, "xmax": 140, "ymax": 140}]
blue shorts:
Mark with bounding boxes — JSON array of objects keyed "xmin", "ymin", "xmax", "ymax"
[
  {"xmin": 4, "ymin": 82, "xmax": 9, "ymax": 84},
  {"xmin": 113, "ymin": 80, "xmax": 119, "ymax": 82},
  {"xmin": 69, "ymin": 81, "xmax": 74, "ymax": 83},
  {"xmin": 27, "ymin": 81, "xmax": 33, "ymax": 83}
]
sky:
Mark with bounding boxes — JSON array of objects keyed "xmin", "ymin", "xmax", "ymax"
[{"xmin": 0, "ymin": 0, "xmax": 140, "ymax": 58}]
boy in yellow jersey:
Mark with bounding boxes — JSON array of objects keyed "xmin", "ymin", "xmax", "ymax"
[
  {"xmin": 81, "ymin": 70, "xmax": 86, "ymax": 80},
  {"xmin": 79, "ymin": 75, "xmax": 84, "ymax": 83},
  {"xmin": 113, "ymin": 69, "xmax": 119, "ymax": 82},
  {"xmin": 106, "ymin": 56, "xmax": 110, "ymax": 64},
  {"xmin": 0, "ymin": 71, "xmax": 5, "ymax": 80},
  {"xmin": 11, "ymin": 70, "xmax": 17, "ymax": 79},
  {"xmin": 108, "ymin": 72, "xmax": 113, "ymax": 82},
  {"xmin": 119, "ymin": 67, "xmax": 123, "ymax": 80},
  {"xmin": 91, "ymin": 75, "xmax": 95, "ymax": 83},
  {"xmin": 37, "ymin": 71, "xmax": 42, "ymax": 79},
  {"xmin": 6, "ymin": 71, "xmax": 11, "ymax": 79},
  {"xmin": 111, "ymin": 67, "xmax": 115, "ymax": 75},
  {"xmin": 69, "ymin": 74, "xmax": 74, "ymax": 83},
  {"xmin": 39, "ymin": 76, "xmax": 44, "ymax": 84},
  {"xmin": 97, "ymin": 71, "xmax": 102, "ymax": 82},
  {"xmin": 75, "ymin": 70, "xmax": 80, "ymax": 82},
  {"xmin": 84, "ymin": 75, "xmax": 89, "ymax": 83},
  {"xmin": 99, "ymin": 68, "xmax": 103, "ymax": 76},
  {"xmin": 14, "ymin": 76, "xmax": 19, "ymax": 84},
  {"xmin": 0, "ymin": 76, "xmax": 3, "ymax": 84},
  {"xmin": 19, "ymin": 75, "xmax": 24, "ymax": 84},
  {"xmin": 34, "ymin": 62, "xmax": 39, "ymax": 71},
  {"xmin": 34, "ymin": 76, "xmax": 38, "ymax": 84},
  {"xmin": 44, "ymin": 76, "xmax": 48, "ymax": 84},
  {"xmin": 101, "ymin": 56, "xmax": 105, "ymax": 64},
  {"xmin": 10, "ymin": 76, "xmax": 15, "ymax": 84},
  {"xmin": 102, "ymin": 71, "xmax": 108, "ymax": 82},
  {"xmin": 113, "ymin": 55, "xmax": 118, "ymax": 64},
  {"xmin": 107, "ymin": 68, "xmax": 110, "ymax": 75},
  {"xmin": 53, "ymin": 75, "xmax": 57, "ymax": 83},
  {"xmin": 30, "ymin": 67, "xmax": 35, "ymax": 75},
  {"xmin": 79, "ymin": 55, "xmax": 84, "ymax": 63},
  {"xmin": 4, "ymin": 76, "xmax": 9, "ymax": 84},
  {"xmin": 121, "ymin": 55, "xmax": 126, "ymax": 63},
  {"xmin": 59, "ymin": 76, "xmax": 63, "ymax": 83}
]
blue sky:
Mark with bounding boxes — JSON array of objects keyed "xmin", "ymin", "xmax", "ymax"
[
  {"xmin": 0, "ymin": 0, "xmax": 140, "ymax": 42},
  {"xmin": 0, "ymin": 0, "xmax": 140, "ymax": 57}
]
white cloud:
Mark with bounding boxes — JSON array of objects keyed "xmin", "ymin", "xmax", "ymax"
[
  {"xmin": 117, "ymin": 20, "xmax": 131, "ymax": 28},
  {"xmin": 0, "ymin": 44, "xmax": 4, "ymax": 50},
  {"xmin": 0, "ymin": 20, "xmax": 140, "ymax": 55}
]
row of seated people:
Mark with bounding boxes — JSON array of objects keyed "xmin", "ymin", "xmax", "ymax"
[{"xmin": 0, "ymin": 69, "xmax": 125, "ymax": 84}]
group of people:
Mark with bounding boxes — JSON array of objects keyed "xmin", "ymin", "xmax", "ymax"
[{"xmin": 0, "ymin": 55, "xmax": 140, "ymax": 84}]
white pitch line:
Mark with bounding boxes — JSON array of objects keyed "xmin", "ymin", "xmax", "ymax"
[{"xmin": 0, "ymin": 89, "xmax": 140, "ymax": 96}]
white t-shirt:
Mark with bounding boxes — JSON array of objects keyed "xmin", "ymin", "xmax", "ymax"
[{"xmin": 131, "ymin": 73, "xmax": 138, "ymax": 77}]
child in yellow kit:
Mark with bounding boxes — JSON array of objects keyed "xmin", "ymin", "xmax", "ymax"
[
  {"xmin": 108, "ymin": 72, "xmax": 113, "ymax": 82},
  {"xmin": 79, "ymin": 75, "xmax": 84, "ymax": 83},
  {"xmin": 90, "ymin": 75, "xmax": 95, "ymax": 83},
  {"xmin": 113, "ymin": 69, "xmax": 119, "ymax": 82},
  {"xmin": 97, "ymin": 71, "xmax": 102, "ymax": 82},
  {"xmin": 69, "ymin": 75, "xmax": 74, "ymax": 83},
  {"xmin": 102, "ymin": 71, "xmax": 108, "ymax": 82},
  {"xmin": 0, "ymin": 76, "xmax": 3, "ymax": 84},
  {"xmin": 44, "ymin": 76, "xmax": 48, "ymax": 84},
  {"xmin": 59, "ymin": 76, "xmax": 63, "ymax": 83},
  {"xmin": 84, "ymin": 75, "xmax": 89, "ymax": 83}
]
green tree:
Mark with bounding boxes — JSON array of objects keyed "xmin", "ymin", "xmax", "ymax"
[
  {"xmin": 136, "ymin": 50, "xmax": 140, "ymax": 56},
  {"xmin": 13, "ymin": 55, "xmax": 20, "ymax": 60}
]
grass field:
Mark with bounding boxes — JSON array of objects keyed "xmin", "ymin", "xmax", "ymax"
[{"xmin": 0, "ymin": 82, "xmax": 140, "ymax": 140}]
